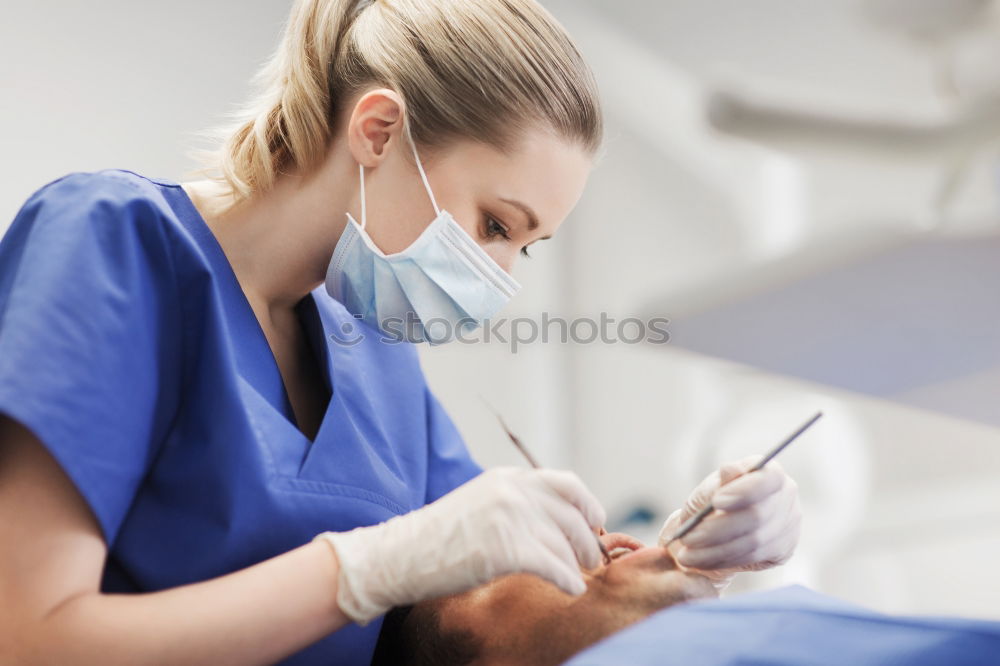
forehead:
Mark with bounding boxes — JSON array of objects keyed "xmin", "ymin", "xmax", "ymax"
[
  {"xmin": 438, "ymin": 574, "xmax": 570, "ymax": 636},
  {"xmin": 450, "ymin": 573, "xmax": 566, "ymax": 616},
  {"xmin": 431, "ymin": 129, "xmax": 592, "ymax": 231}
]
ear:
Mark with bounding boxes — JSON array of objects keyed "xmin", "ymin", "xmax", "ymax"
[{"xmin": 346, "ymin": 88, "xmax": 407, "ymax": 168}]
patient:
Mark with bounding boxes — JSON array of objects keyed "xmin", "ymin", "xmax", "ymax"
[
  {"xmin": 374, "ymin": 533, "xmax": 1000, "ymax": 666},
  {"xmin": 371, "ymin": 532, "xmax": 717, "ymax": 666}
]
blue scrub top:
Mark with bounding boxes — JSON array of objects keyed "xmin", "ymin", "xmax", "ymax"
[{"xmin": 0, "ymin": 169, "xmax": 483, "ymax": 665}]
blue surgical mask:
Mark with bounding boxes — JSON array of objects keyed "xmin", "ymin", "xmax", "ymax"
[{"xmin": 325, "ymin": 130, "xmax": 520, "ymax": 344}]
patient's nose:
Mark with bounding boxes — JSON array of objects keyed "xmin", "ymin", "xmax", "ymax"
[{"xmin": 660, "ymin": 547, "xmax": 680, "ymax": 570}]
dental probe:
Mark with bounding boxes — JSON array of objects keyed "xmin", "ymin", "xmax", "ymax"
[
  {"xmin": 481, "ymin": 397, "xmax": 613, "ymax": 566},
  {"xmin": 662, "ymin": 411, "xmax": 823, "ymax": 548}
]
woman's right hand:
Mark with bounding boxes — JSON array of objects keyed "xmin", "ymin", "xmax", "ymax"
[{"xmin": 314, "ymin": 467, "xmax": 606, "ymax": 624}]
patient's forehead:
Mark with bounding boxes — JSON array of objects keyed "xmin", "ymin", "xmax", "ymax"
[
  {"xmin": 449, "ymin": 543, "xmax": 677, "ymax": 611},
  {"xmin": 449, "ymin": 573, "xmax": 572, "ymax": 618},
  {"xmin": 428, "ymin": 573, "xmax": 573, "ymax": 662},
  {"xmin": 443, "ymin": 558, "xmax": 656, "ymax": 628}
]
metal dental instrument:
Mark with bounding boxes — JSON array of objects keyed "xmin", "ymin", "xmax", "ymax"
[
  {"xmin": 662, "ymin": 411, "xmax": 823, "ymax": 548},
  {"xmin": 481, "ymin": 397, "xmax": 613, "ymax": 566}
]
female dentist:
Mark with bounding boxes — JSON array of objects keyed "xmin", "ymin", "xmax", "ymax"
[{"xmin": 0, "ymin": 0, "xmax": 802, "ymax": 663}]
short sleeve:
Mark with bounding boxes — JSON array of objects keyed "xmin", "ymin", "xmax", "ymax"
[
  {"xmin": 0, "ymin": 172, "xmax": 182, "ymax": 546},
  {"xmin": 423, "ymin": 385, "xmax": 483, "ymax": 503}
]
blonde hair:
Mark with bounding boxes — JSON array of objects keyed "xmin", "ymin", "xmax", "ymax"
[{"xmin": 187, "ymin": 0, "xmax": 603, "ymax": 212}]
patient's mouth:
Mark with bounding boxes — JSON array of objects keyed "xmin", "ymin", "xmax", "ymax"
[
  {"xmin": 614, "ymin": 546, "xmax": 677, "ymax": 569},
  {"xmin": 595, "ymin": 533, "xmax": 676, "ymax": 569},
  {"xmin": 601, "ymin": 532, "xmax": 645, "ymax": 555}
]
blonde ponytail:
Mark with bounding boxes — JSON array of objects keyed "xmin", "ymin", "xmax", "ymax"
[{"xmin": 188, "ymin": 0, "xmax": 602, "ymax": 213}]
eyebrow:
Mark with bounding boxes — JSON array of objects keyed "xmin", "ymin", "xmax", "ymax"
[{"xmin": 499, "ymin": 197, "xmax": 552, "ymax": 240}]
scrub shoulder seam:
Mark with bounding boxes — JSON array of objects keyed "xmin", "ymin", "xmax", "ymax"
[{"xmin": 270, "ymin": 476, "xmax": 411, "ymax": 515}]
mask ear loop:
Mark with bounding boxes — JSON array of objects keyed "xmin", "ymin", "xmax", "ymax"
[
  {"xmin": 356, "ymin": 162, "xmax": 367, "ymax": 231},
  {"xmin": 408, "ymin": 129, "xmax": 441, "ymax": 217},
  {"xmin": 355, "ymin": 125, "xmax": 434, "ymax": 232}
]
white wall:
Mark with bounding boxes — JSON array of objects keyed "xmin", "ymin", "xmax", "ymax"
[{"xmin": 1, "ymin": 0, "xmax": 288, "ymax": 222}]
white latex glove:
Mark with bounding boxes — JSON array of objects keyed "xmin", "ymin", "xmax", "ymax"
[
  {"xmin": 657, "ymin": 455, "xmax": 802, "ymax": 590},
  {"xmin": 314, "ymin": 467, "xmax": 606, "ymax": 624}
]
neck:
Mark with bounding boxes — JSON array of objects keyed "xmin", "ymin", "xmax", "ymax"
[{"xmin": 181, "ymin": 141, "xmax": 357, "ymax": 313}]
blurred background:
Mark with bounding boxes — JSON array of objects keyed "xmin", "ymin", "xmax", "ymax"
[{"xmin": 3, "ymin": 0, "xmax": 999, "ymax": 620}]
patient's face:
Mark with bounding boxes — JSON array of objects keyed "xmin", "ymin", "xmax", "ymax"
[{"xmin": 385, "ymin": 533, "xmax": 718, "ymax": 666}]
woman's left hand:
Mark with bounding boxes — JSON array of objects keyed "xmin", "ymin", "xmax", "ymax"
[{"xmin": 657, "ymin": 456, "xmax": 802, "ymax": 589}]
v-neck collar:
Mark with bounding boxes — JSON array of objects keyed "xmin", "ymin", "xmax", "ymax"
[
  {"xmin": 157, "ymin": 180, "xmax": 334, "ymax": 438},
  {"xmin": 296, "ymin": 290, "xmax": 335, "ymax": 398}
]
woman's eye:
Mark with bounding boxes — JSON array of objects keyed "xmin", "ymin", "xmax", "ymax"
[
  {"xmin": 484, "ymin": 215, "xmax": 510, "ymax": 240},
  {"xmin": 483, "ymin": 214, "xmax": 531, "ymax": 259}
]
